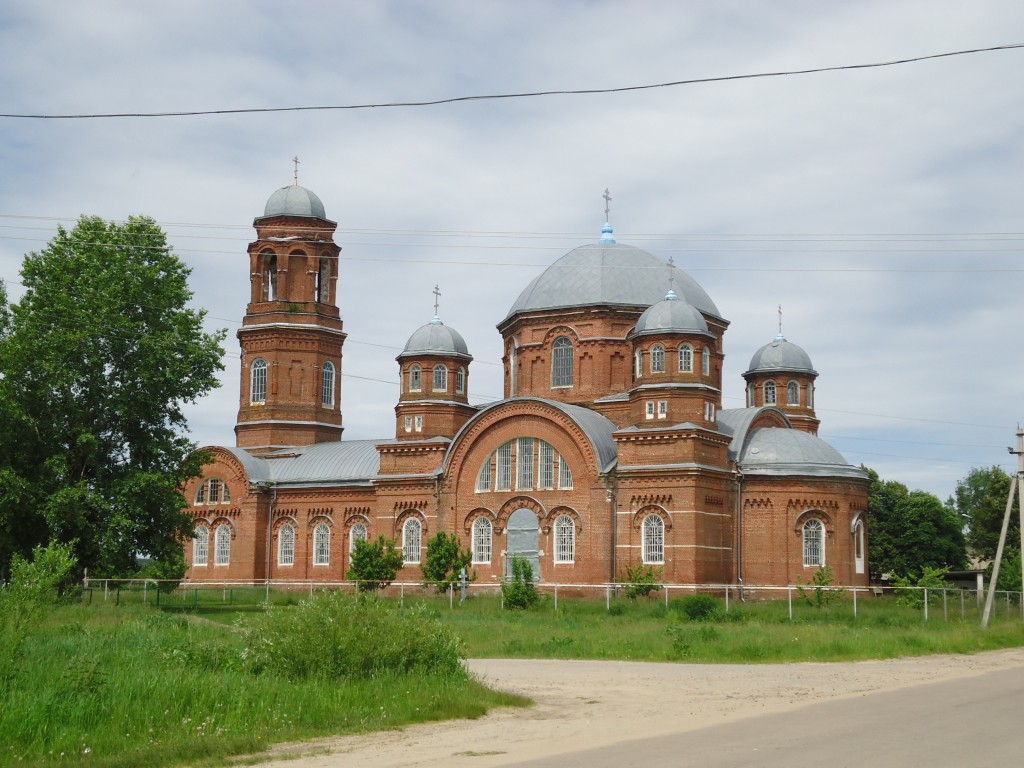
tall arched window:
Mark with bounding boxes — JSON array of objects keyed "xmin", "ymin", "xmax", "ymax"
[
  {"xmin": 650, "ymin": 344, "xmax": 665, "ymax": 373},
  {"xmin": 702, "ymin": 347, "xmax": 711, "ymax": 376},
  {"xmin": 854, "ymin": 519, "xmax": 865, "ymax": 574},
  {"xmin": 193, "ymin": 526, "xmax": 209, "ymax": 566},
  {"xmin": 317, "ymin": 258, "xmax": 330, "ymax": 303},
  {"xmin": 456, "ymin": 367, "xmax": 466, "ymax": 394},
  {"xmin": 807, "ymin": 383, "xmax": 814, "ymax": 409},
  {"xmin": 433, "ymin": 364, "xmax": 448, "ymax": 392},
  {"xmin": 472, "ymin": 517, "xmax": 492, "ymax": 564},
  {"xmin": 554, "ymin": 515, "xmax": 575, "ymax": 564},
  {"xmin": 313, "ymin": 523, "xmax": 330, "ymax": 565},
  {"xmin": 214, "ymin": 524, "xmax": 231, "ymax": 566},
  {"xmin": 803, "ymin": 519, "xmax": 825, "ymax": 567},
  {"xmin": 746, "ymin": 382, "xmax": 755, "ymax": 407},
  {"xmin": 763, "ymin": 380, "xmax": 777, "ymax": 405},
  {"xmin": 476, "ymin": 454, "xmax": 492, "ymax": 492},
  {"xmin": 349, "ymin": 522, "xmax": 368, "ymax": 559},
  {"xmin": 634, "ymin": 349, "xmax": 642, "ymax": 379},
  {"xmin": 262, "ymin": 253, "xmax": 278, "ymax": 301},
  {"xmin": 678, "ymin": 344, "xmax": 693, "ymax": 373},
  {"xmin": 403, "ymin": 518, "xmax": 422, "ymax": 564},
  {"xmin": 278, "ymin": 523, "xmax": 295, "ymax": 566},
  {"xmin": 787, "ymin": 380, "xmax": 799, "ymax": 406},
  {"xmin": 322, "ymin": 362, "xmax": 335, "ymax": 407},
  {"xmin": 551, "ymin": 336, "xmax": 574, "ymax": 388},
  {"xmin": 250, "ymin": 359, "xmax": 268, "ymax": 404},
  {"xmin": 642, "ymin": 514, "xmax": 664, "ymax": 564},
  {"xmin": 409, "ymin": 364, "xmax": 422, "ymax": 392}
]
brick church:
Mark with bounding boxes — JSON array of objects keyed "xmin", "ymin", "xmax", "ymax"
[{"xmin": 183, "ymin": 182, "xmax": 870, "ymax": 588}]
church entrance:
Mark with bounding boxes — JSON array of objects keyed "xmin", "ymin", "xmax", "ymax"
[{"xmin": 505, "ymin": 508, "xmax": 541, "ymax": 581}]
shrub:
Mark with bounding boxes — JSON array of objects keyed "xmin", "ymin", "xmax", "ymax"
[
  {"xmin": 502, "ymin": 557, "xmax": 538, "ymax": 609},
  {"xmin": 241, "ymin": 591, "xmax": 465, "ymax": 680},
  {"xmin": 676, "ymin": 594, "xmax": 721, "ymax": 622},
  {"xmin": 348, "ymin": 535, "xmax": 405, "ymax": 592},
  {"xmin": 422, "ymin": 532, "xmax": 473, "ymax": 594},
  {"xmin": 893, "ymin": 566, "xmax": 949, "ymax": 608},
  {"xmin": 796, "ymin": 566, "xmax": 844, "ymax": 608},
  {"xmin": 621, "ymin": 564, "xmax": 663, "ymax": 599}
]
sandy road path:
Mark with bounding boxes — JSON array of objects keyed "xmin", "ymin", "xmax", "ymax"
[{"xmin": 258, "ymin": 649, "xmax": 1024, "ymax": 768}]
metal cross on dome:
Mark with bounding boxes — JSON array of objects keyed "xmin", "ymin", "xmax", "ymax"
[
  {"xmin": 292, "ymin": 156, "xmax": 300, "ymax": 186},
  {"xmin": 603, "ymin": 188, "xmax": 612, "ymax": 220},
  {"xmin": 433, "ymin": 284, "xmax": 441, "ymax": 315}
]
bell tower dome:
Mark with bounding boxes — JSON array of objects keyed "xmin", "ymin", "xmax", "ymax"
[{"xmin": 235, "ymin": 180, "xmax": 346, "ymax": 451}]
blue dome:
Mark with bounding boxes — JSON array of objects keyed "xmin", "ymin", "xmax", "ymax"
[{"xmin": 260, "ymin": 185, "xmax": 328, "ymax": 220}]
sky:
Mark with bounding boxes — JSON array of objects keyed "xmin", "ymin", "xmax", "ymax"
[{"xmin": 1, "ymin": 0, "xmax": 1022, "ymax": 504}]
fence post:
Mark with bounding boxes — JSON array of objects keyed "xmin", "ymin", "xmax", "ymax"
[
  {"xmin": 400, "ymin": 583, "xmax": 404, "ymax": 608},
  {"xmin": 725, "ymin": 586, "xmax": 729, "ymax": 613},
  {"xmin": 853, "ymin": 587, "xmax": 858, "ymax": 620},
  {"xmin": 924, "ymin": 588, "xmax": 929, "ymax": 621},
  {"xmin": 943, "ymin": 589, "xmax": 948, "ymax": 622},
  {"xmin": 606, "ymin": 584, "xmax": 610, "ymax": 612},
  {"xmin": 961, "ymin": 589, "xmax": 965, "ymax": 621},
  {"xmin": 788, "ymin": 587, "xmax": 793, "ymax": 621},
  {"xmin": 144, "ymin": 580, "xmax": 148, "ymax": 603},
  {"xmin": 664, "ymin": 584, "xmax": 668, "ymax": 609},
  {"xmin": 554, "ymin": 583, "xmax": 559, "ymax": 612},
  {"xmin": 104, "ymin": 580, "xmax": 109, "ymax": 602},
  {"xmin": 449, "ymin": 583, "xmax": 453, "ymax": 609}
]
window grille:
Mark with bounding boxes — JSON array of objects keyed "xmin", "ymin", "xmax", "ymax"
[
  {"xmin": 250, "ymin": 359, "xmax": 268, "ymax": 403},
  {"xmin": 473, "ymin": 517, "xmax": 492, "ymax": 563},
  {"xmin": 278, "ymin": 524, "xmax": 295, "ymax": 566},
  {"xmin": 193, "ymin": 527, "xmax": 208, "ymax": 566},
  {"xmin": 552, "ymin": 336, "xmax": 574, "ymax": 387},
  {"xmin": 433, "ymin": 364, "xmax": 447, "ymax": 391},
  {"xmin": 517, "ymin": 437, "xmax": 534, "ymax": 490},
  {"xmin": 651, "ymin": 345, "xmax": 665, "ymax": 373},
  {"xmin": 679, "ymin": 344, "xmax": 693, "ymax": 372},
  {"xmin": 349, "ymin": 523, "xmax": 368, "ymax": 559},
  {"xmin": 313, "ymin": 523, "xmax": 330, "ymax": 565},
  {"xmin": 476, "ymin": 455, "xmax": 492, "ymax": 492},
  {"xmin": 764, "ymin": 380, "xmax": 777, "ymax": 405},
  {"xmin": 208, "ymin": 478, "xmax": 221, "ymax": 504},
  {"xmin": 538, "ymin": 441, "xmax": 555, "ymax": 489},
  {"xmin": 214, "ymin": 524, "xmax": 231, "ymax": 566},
  {"xmin": 496, "ymin": 442, "xmax": 513, "ymax": 490},
  {"xmin": 403, "ymin": 518, "xmax": 422, "ymax": 564},
  {"xmin": 642, "ymin": 514, "xmax": 664, "ymax": 564},
  {"xmin": 558, "ymin": 456, "xmax": 573, "ymax": 489},
  {"xmin": 322, "ymin": 362, "xmax": 335, "ymax": 406},
  {"xmin": 787, "ymin": 380, "xmax": 799, "ymax": 406},
  {"xmin": 194, "ymin": 482, "xmax": 206, "ymax": 504},
  {"xmin": 554, "ymin": 515, "xmax": 575, "ymax": 563},
  {"xmin": 803, "ymin": 519, "xmax": 824, "ymax": 567}
]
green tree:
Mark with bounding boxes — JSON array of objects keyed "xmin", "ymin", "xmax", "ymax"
[
  {"xmin": 348, "ymin": 535, "xmax": 405, "ymax": 592},
  {"xmin": 0, "ymin": 216, "xmax": 225, "ymax": 577},
  {"xmin": 501, "ymin": 556, "xmax": 538, "ymax": 609},
  {"xmin": 866, "ymin": 468, "xmax": 967, "ymax": 579},
  {"xmin": 421, "ymin": 532, "xmax": 473, "ymax": 593},
  {"xmin": 948, "ymin": 466, "xmax": 1019, "ymax": 562}
]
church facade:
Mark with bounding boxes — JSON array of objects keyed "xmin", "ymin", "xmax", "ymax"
[{"xmin": 182, "ymin": 184, "xmax": 870, "ymax": 589}]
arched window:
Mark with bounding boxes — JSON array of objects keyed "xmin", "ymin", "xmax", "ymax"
[
  {"xmin": 551, "ymin": 336, "xmax": 574, "ymax": 388},
  {"xmin": 250, "ymin": 359, "xmax": 268, "ymax": 404},
  {"xmin": 403, "ymin": 518, "xmax": 422, "ymax": 564},
  {"xmin": 194, "ymin": 482, "xmax": 206, "ymax": 505},
  {"xmin": 193, "ymin": 526, "xmax": 209, "ymax": 566},
  {"xmin": 262, "ymin": 253, "xmax": 278, "ymax": 301},
  {"xmin": 558, "ymin": 455, "xmax": 573, "ymax": 489},
  {"xmin": 554, "ymin": 515, "xmax": 575, "ymax": 563},
  {"xmin": 650, "ymin": 344, "xmax": 665, "ymax": 373},
  {"xmin": 516, "ymin": 437, "xmax": 534, "ymax": 490},
  {"xmin": 854, "ymin": 519, "xmax": 865, "ymax": 574},
  {"xmin": 221, "ymin": 484, "xmax": 230, "ymax": 503},
  {"xmin": 317, "ymin": 258, "xmax": 330, "ymax": 303},
  {"xmin": 207, "ymin": 478, "xmax": 221, "ymax": 504},
  {"xmin": 476, "ymin": 454, "xmax": 492, "ymax": 492},
  {"xmin": 409, "ymin": 364, "xmax": 422, "ymax": 392},
  {"xmin": 678, "ymin": 344, "xmax": 693, "ymax": 373},
  {"xmin": 433, "ymin": 364, "xmax": 448, "ymax": 392},
  {"xmin": 807, "ymin": 383, "xmax": 814, "ymax": 409},
  {"xmin": 456, "ymin": 366, "xmax": 466, "ymax": 394},
  {"xmin": 322, "ymin": 362, "xmax": 335, "ymax": 407},
  {"xmin": 642, "ymin": 514, "xmax": 664, "ymax": 564},
  {"xmin": 472, "ymin": 517, "xmax": 492, "ymax": 564},
  {"xmin": 747, "ymin": 382, "xmax": 755, "ymax": 407},
  {"xmin": 763, "ymin": 380, "xmax": 777, "ymax": 406},
  {"xmin": 214, "ymin": 524, "xmax": 231, "ymax": 566},
  {"xmin": 313, "ymin": 522, "xmax": 330, "ymax": 565},
  {"xmin": 634, "ymin": 349, "xmax": 642, "ymax": 379},
  {"xmin": 803, "ymin": 519, "xmax": 825, "ymax": 567},
  {"xmin": 278, "ymin": 523, "xmax": 295, "ymax": 566},
  {"xmin": 787, "ymin": 380, "xmax": 800, "ymax": 406},
  {"xmin": 349, "ymin": 522, "xmax": 368, "ymax": 559},
  {"xmin": 702, "ymin": 347, "xmax": 711, "ymax": 376}
]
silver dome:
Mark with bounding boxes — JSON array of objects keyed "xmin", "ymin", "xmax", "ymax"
[
  {"xmin": 739, "ymin": 428, "xmax": 866, "ymax": 479},
  {"xmin": 746, "ymin": 335, "xmax": 816, "ymax": 375},
  {"xmin": 261, "ymin": 185, "xmax": 328, "ymax": 220},
  {"xmin": 504, "ymin": 241, "xmax": 722, "ymax": 322},
  {"xmin": 399, "ymin": 318, "xmax": 472, "ymax": 359},
  {"xmin": 633, "ymin": 291, "xmax": 711, "ymax": 337}
]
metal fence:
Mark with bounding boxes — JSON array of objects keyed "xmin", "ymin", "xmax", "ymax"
[{"xmin": 80, "ymin": 577, "xmax": 1024, "ymax": 623}]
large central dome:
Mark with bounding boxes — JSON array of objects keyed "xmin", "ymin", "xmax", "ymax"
[{"xmin": 503, "ymin": 241, "xmax": 722, "ymax": 322}]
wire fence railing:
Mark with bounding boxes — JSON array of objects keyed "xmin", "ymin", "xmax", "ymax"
[{"xmin": 79, "ymin": 577, "xmax": 1024, "ymax": 623}]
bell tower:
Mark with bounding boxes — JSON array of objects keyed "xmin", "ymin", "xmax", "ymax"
[{"xmin": 235, "ymin": 180, "xmax": 346, "ymax": 451}]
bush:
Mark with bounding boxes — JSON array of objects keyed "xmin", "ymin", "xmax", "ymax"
[
  {"xmin": 422, "ymin": 532, "xmax": 473, "ymax": 594},
  {"xmin": 621, "ymin": 564, "xmax": 663, "ymax": 599},
  {"xmin": 502, "ymin": 557, "xmax": 538, "ymax": 609},
  {"xmin": 796, "ymin": 566, "xmax": 844, "ymax": 608},
  {"xmin": 241, "ymin": 591, "xmax": 465, "ymax": 680},
  {"xmin": 348, "ymin": 535, "xmax": 404, "ymax": 592},
  {"xmin": 893, "ymin": 566, "xmax": 949, "ymax": 608},
  {"xmin": 676, "ymin": 594, "xmax": 721, "ymax": 622}
]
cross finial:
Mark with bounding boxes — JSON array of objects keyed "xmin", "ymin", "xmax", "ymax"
[
  {"xmin": 292, "ymin": 155, "xmax": 300, "ymax": 186},
  {"xmin": 667, "ymin": 255, "xmax": 676, "ymax": 293},
  {"xmin": 603, "ymin": 188, "xmax": 612, "ymax": 221},
  {"xmin": 778, "ymin": 304, "xmax": 783, "ymax": 335},
  {"xmin": 433, "ymin": 284, "xmax": 441, "ymax": 315}
]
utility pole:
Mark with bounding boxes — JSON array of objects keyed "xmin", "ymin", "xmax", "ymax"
[{"xmin": 981, "ymin": 427, "xmax": 1024, "ymax": 628}]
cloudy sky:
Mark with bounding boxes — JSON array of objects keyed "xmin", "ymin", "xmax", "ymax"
[{"xmin": 2, "ymin": 1, "xmax": 1022, "ymax": 503}]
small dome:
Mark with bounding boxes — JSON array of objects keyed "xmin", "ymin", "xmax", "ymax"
[
  {"xmin": 504, "ymin": 239, "xmax": 721, "ymax": 322},
  {"xmin": 399, "ymin": 317, "xmax": 472, "ymax": 360},
  {"xmin": 633, "ymin": 291, "xmax": 711, "ymax": 337},
  {"xmin": 740, "ymin": 428, "xmax": 865, "ymax": 479},
  {"xmin": 746, "ymin": 334, "xmax": 816, "ymax": 375},
  {"xmin": 260, "ymin": 185, "xmax": 328, "ymax": 220}
]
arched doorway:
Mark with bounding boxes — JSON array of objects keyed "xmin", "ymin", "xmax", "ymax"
[{"xmin": 505, "ymin": 508, "xmax": 541, "ymax": 580}]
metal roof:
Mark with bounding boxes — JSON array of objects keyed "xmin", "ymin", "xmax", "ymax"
[
  {"xmin": 259, "ymin": 185, "xmax": 329, "ymax": 220},
  {"xmin": 224, "ymin": 440, "xmax": 384, "ymax": 486},
  {"xmin": 503, "ymin": 241, "xmax": 722, "ymax": 322},
  {"xmin": 716, "ymin": 406, "xmax": 791, "ymax": 462},
  {"xmin": 399, "ymin": 318, "xmax": 472, "ymax": 359},
  {"xmin": 739, "ymin": 428, "xmax": 867, "ymax": 479},
  {"xmin": 746, "ymin": 334, "xmax": 816, "ymax": 375},
  {"xmin": 632, "ymin": 291, "xmax": 711, "ymax": 337}
]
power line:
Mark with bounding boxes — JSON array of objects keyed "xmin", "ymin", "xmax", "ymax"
[{"xmin": 3, "ymin": 43, "xmax": 1021, "ymax": 120}]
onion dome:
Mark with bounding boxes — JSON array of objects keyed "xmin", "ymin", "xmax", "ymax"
[
  {"xmin": 746, "ymin": 334, "xmax": 816, "ymax": 375},
  {"xmin": 633, "ymin": 289, "xmax": 711, "ymax": 338},
  {"xmin": 398, "ymin": 316, "xmax": 472, "ymax": 360},
  {"xmin": 259, "ymin": 185, "xmax": 328, "ymax": 220},
  {"xmin": 504, "ymin": 224, "xmax": 721, "ymax": 321}
]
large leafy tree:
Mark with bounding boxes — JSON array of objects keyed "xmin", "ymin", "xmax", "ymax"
[
  {"xmin": 948, "ymin": 466, "xmax": 1019, "ymax": 562},
  {"xmin": 865, "ymin": 468, "xmax": 968, "ymax": 580},
  {"xmin": 0, "ymin": 216, "xmax": 224, "ymax": 577}
]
